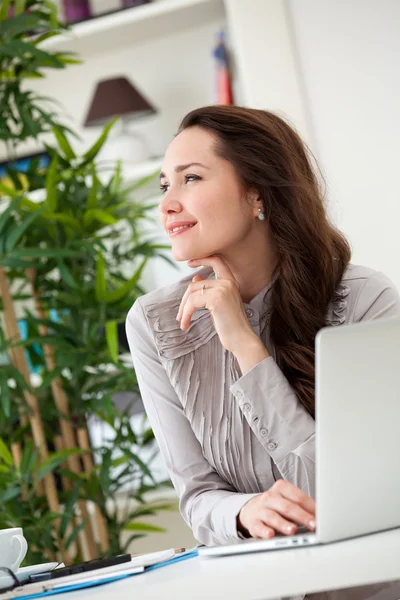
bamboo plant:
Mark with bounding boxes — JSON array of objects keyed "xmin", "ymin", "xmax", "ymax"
[{"xmin": 0, "ymin": 0, "xmax": 176, "ymax": 565}]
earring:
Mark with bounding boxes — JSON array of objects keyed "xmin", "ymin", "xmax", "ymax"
[{"xmin": 258, "ymin": 208, "xmax": 265, "ymax": 221}]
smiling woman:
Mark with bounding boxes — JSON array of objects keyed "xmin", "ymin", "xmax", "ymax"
[{"xmin": 125, "ymin": 105, "xmax": 400, "ymax": 548}]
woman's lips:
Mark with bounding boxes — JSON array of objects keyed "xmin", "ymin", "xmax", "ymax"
[{"xmin": 169, "ymin": 224, "xmax": 196, "ymax": 237}]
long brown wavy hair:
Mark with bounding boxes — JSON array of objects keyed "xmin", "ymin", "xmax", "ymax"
[{"xmin": 178, "ymin": 105, "xmax": 351, "ymax": 418}]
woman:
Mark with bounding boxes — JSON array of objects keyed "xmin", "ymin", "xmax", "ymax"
[{"xmin": 126, "ymin": 105, "xmax": 400, "ymax": 547}]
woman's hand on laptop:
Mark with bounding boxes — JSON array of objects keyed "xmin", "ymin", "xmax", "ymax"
[{"xmin": 237, "ymin": 480, "xmax": 316, "ymax": 539}]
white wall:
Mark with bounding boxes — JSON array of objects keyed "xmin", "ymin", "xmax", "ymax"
[{"xmin": 287, "ymin": 0, "xmax": 400, "ymax": 289}]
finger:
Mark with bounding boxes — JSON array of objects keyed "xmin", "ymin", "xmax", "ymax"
[
  {"xmin": 179, "ymin": 293, "xmax": 208, "ymax": 331},
  {"xmin": 187, "ymin": 256, "xmax": 237, "ymax": 283},
  {"xmin": 177, "ymin": 279, "xmax": 219, "ymax": 322},
  {"xmin": 177, "ymin": 276, "xmax": 205, "ymax": 321},
  {"xmin": 263, "ymin": 493, "xmax": 316, "ymax": 531},
  {"xmin": 260, "ymin": 508, "xmax": 298, "ymax": 536},
  {"xmin": 177, "ymin": 279, "xmax": 205, "ymax": 320},
  {"xmin": 275, "ymin": 480, "xmax": 316, "ymax": 516},
  {"xmin": 251, "ymin": 521, "xmax": 275, "ymax": 540}
]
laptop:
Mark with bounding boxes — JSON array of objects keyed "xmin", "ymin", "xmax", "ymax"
[{"xmin": 199, "ymin": 316, "xmax": 400, "ymax": 557}]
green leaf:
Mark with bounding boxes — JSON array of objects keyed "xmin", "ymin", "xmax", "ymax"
[
  {"xmin": 104, "ymin": 257, "xmax": 147, "ymax": 304},
  {"xmin": 123, "ymin": 449, "xmax": 155, "ymax": 482},
  {"xmin": 6, "ymin": 365, "xmax": 32, "ymax": 393},
  {"xmin": 53, "ymin": 126, "xmax": 76, "ymax": 161},
  {"xmin": 0, "ymin": 487, "xmax": 21, "ymax": 503},
  {"xmin": 95, "ymin": 251, "xmax": 107, "ymax": 302},
  {"xmin": 110, "ymin": 456, "xmax": 129, "ymax": 468},
  {"xmin": 0, "ymin": 12, "xmax": 37, "ymax": 37},
  {"xmin": 15, "ymin": 0, "xmax": 27, "ymax": 15},
  {"xmin": 19, "ymin": 440, "xmax": 37, "ymax": 480},
  {"xmin": 0, "ymin": 257, "xmax": 42, "ymax": 269},
  {"xmin": 81, "ymin": 116, "xmax": 119, "ymax": 164},
  {"xmin": 45, "ymin": 155, "xmax": 58, "ymax": 211},
  {"xmin": 0, "ymin": 196, "xmax": 22, "ymax": 239},
  {"xmin": 43, "ymin": 212, "xmax": 81, "ymax": 229},
  {"xmin": 60, "ymin": 484, "xmax": 81, "ymax": 539},
  {"xmin": 0, "ymin": 373, "xmax": 11, "ymax": 418},
  {"xmin": 110, "ymin": 161, "xmax": 122, "ymax": 195},
  {"xmin": 37, "ymin": 364, "xmax": 65, "ymax": 391},
  {"xmin": 43, "ymin": 0, "xmax": 61, "ymax": 26},
  {"xmin": 105, "ymin": 320, "xmax": 118, "ymax": 363},
  {"xmin": 87, "ymin": 165, "xmax": 98, "ymax": 209},
  {"xmin": 36, "ymin": 448, "xmax": 83, "ymax": 483},
  {"xmin": 65, "ymin": 517, "xmax": 89, "ymax": 550},
  {"xmin": 7, "ymin": 40, "xmax": 66, "ymax": 69},
  {"xmin": 5, "ymin": 207, "xmax": 44, "ymax": 253},
  {"xmin": 0, "ymin": 0, "xmax": 10, "ymax": 22},
  {"xmin": 57, "ymin": 261, "xmax": 81, "ymax": 290},
  {"xmin": 0, "ymin": 182, "xmax": 20, "ymax": 199},
  {"xmin": 99, "ymin": 451, "xmax": 111, "ymax": 493},
  {"xmin": 83, "ymin": 209, "xmax": 118, "ymax": 228},
  {"xmin": 0, "ymin": 438, "xmax": 13, "ymax": 466},
  {"xmin": 123, "ymin": 521, "xmax": 166, "ymax": 533},
  {"xmin": 10, "ymin": 248, "xmax": 81, "ymax": 259}
]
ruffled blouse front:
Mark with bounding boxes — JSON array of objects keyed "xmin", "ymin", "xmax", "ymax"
[{"xmin": 126, "ymin": 264, "xmax": 400, "ymax": 547}]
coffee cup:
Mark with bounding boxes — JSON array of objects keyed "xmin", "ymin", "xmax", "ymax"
[{"xmin": 0, "ymin": 528, "xmax": 28, "ymax": 572}]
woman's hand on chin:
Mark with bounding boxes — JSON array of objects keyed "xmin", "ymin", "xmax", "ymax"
[{"xmin": 177, "ymin": 255, "xmax": 264, "ymax": 358}]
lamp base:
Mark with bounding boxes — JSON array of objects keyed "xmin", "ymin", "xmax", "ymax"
[{"xmin": 98, "ymin": 129, "xmax": 151, "ymax": 164}]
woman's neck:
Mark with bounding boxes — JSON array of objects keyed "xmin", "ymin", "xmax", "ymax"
[{"xmin": 221, "ymin": 231, "xmax": 277, "ymax": 304}]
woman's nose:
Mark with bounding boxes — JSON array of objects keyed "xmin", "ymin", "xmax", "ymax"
[{"xmin": 159, "ymin": 191, "xmax": 183, "ymax": 216}]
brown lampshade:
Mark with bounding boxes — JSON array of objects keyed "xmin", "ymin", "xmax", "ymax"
[{"xmin": 83, "ymin": 76, "xmax": 156, "ymax": 127}]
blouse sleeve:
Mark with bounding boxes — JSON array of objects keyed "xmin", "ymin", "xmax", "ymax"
[
  {"xmin": 126, "ymin": 298, "xmax": 258, "ymax": 546},
  {"xmin": 352, "ymin": 271, "xmax": 400, "ymax": 322},
  {"xmin": 230, "ymin": 358, "xmax": 316, "ymax": 498},
  {"xmin": 230, "ymin": 270, "xmax": 400, "ymax": 501}
]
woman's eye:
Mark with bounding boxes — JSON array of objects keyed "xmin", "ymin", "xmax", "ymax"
[
  {"xmin": 159, "ymin": 174, "xmax": 200, "ymax": 193},
  {"xmin": 185, "ymin": 174, "xmax": 201, "ymax": 183}
]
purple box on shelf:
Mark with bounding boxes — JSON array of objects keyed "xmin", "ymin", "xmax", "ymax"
[{"xmin": 63, "ymin": 0, "xmax": 91, "ymax": 23}]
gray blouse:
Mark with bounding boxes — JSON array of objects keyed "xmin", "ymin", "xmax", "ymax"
[{"xmin": 125, "ymin": 264, "xmax": 400, "ymax": 547}]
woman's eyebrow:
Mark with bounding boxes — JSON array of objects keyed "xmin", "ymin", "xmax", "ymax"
[{"xmin": 159, "ymin": 162, "xmax": 210, "ymax": 179}]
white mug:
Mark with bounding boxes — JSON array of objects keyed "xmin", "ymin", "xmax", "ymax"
[{"xmin": 0, "ymin": 528, "xmax": 28, "ymax": 572}]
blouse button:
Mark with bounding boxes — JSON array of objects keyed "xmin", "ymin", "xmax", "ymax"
[
  {"xmin": 267, "ymin": 441, "xmax": 278, "ymax": 451},
  {"xmin": 260, "ymin": 428, "xmax": 268, "ymax": 437},
  {"xmin": 244, "ymin": 403, "xmax": 251, "ymax": 412},
  {"xmin": 245, "ymin": 309, "xmax": 254, "ymax": 318}
]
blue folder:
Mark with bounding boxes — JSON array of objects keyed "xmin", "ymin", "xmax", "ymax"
[{"xmin": 8, "ymin": 550, "xmax": 198, "ymax": 600}]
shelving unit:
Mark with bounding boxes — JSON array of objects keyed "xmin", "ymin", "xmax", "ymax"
[{"xmin": 43, "ymin": 0, "xmax": 225, "ymax": 57}]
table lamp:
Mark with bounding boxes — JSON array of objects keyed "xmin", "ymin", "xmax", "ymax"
[{"xmin": 83, "ymin": 76, "xmax": 157, "ymax": 163}]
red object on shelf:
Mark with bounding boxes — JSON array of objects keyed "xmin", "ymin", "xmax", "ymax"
[
  {"xmin": 212, "ymin": 30, "xmax": 234, "ymax": 105},
  {"xmin": 63, "ymin": 0, "xmax": 91, "ymax": 23}
]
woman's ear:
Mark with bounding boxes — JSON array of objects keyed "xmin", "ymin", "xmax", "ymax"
[{"xmin": 246, "ymin": 188, "xmax": 261, "ymax": 217}]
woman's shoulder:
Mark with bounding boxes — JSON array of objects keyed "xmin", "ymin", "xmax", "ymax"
[
  {"xmin": 126, "ymin": 267, "xmax": 215, "ymax": 358},
  {"xmin": 332, "ymin": 263, "xmax": 400, "ymax": 324}
]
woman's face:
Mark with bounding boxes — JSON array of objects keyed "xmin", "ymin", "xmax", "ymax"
[{"xmin": 159, "ymin": 126, "xmax": 258, "ymax": 262}]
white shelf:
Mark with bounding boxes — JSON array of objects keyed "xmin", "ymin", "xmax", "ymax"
[{"xmin": 42, "ymin": 0, "xmax": 225, "ymax": 56}]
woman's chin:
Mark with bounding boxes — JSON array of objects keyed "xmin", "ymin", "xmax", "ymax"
[{"xmin": 171, "ymin": 248, "xmax": 200, "ymax": 262}]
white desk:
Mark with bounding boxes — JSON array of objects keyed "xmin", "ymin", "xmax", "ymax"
[{"xmin": 67, "ymin": 528, "xmax": 400, "ymax": 600}]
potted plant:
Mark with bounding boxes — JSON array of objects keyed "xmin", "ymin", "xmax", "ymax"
[{"xmin": 0, "ymin": 0, "xmax": 175, "ymax": 565}]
